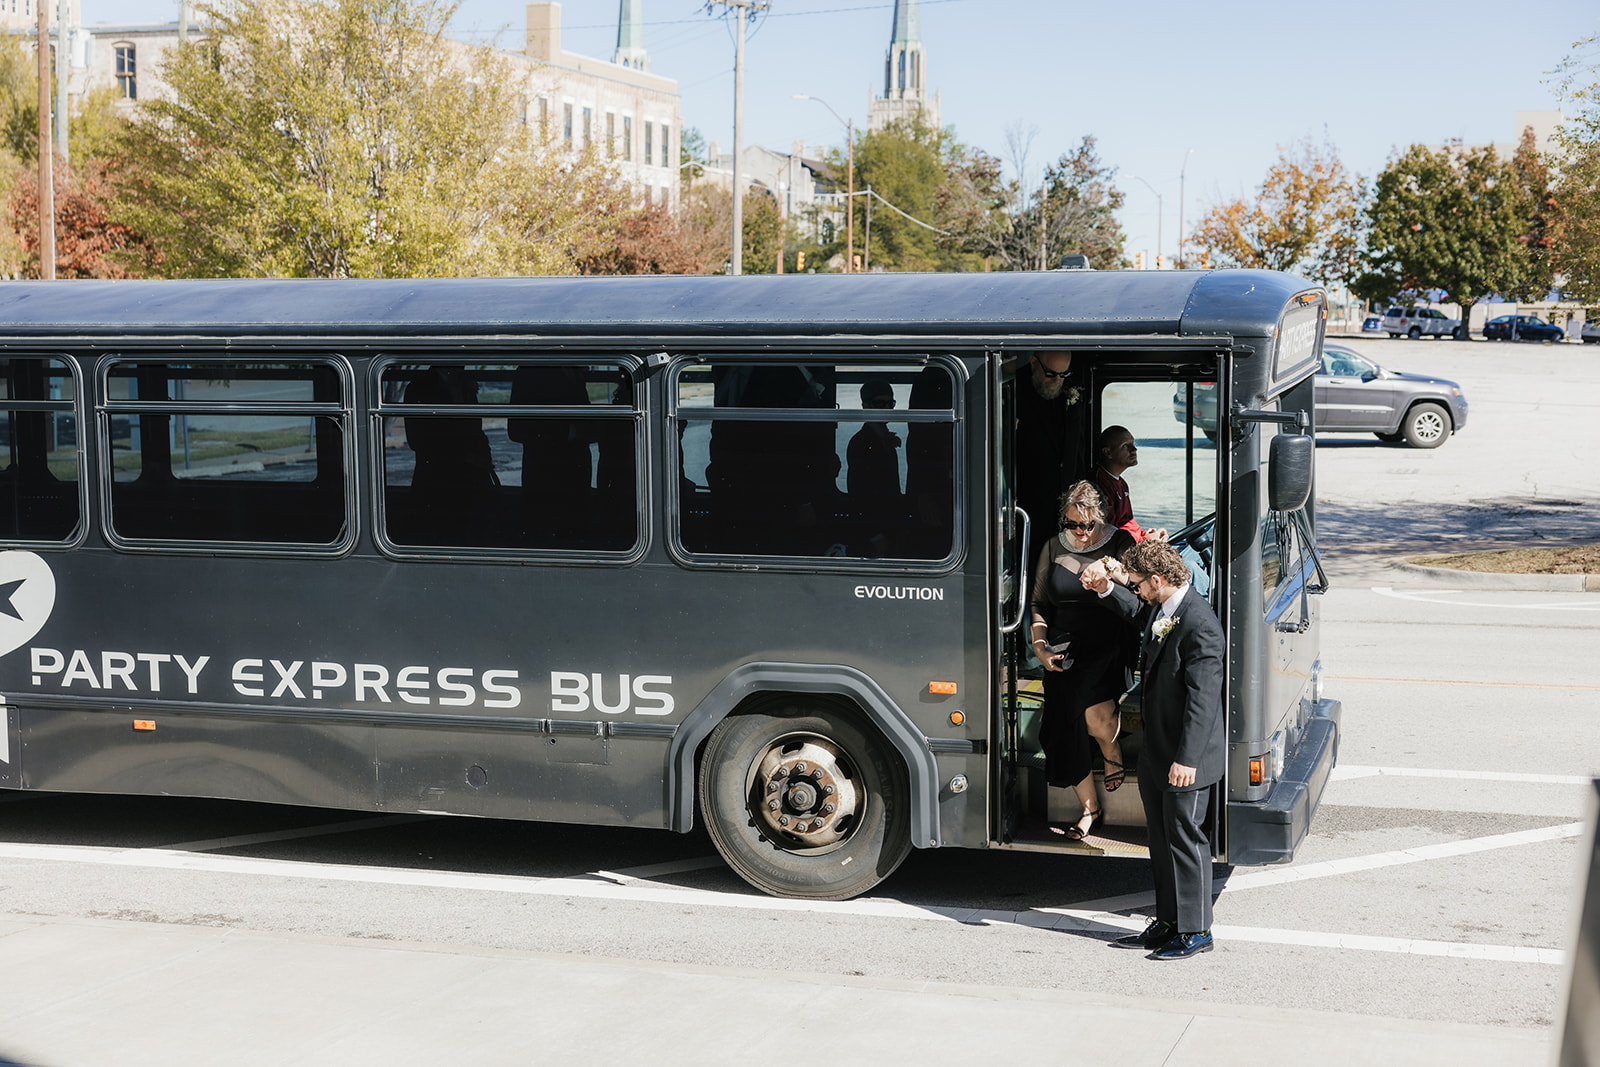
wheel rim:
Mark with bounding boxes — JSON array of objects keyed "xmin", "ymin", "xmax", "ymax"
[
  {"xmin": 1412, "ymin": 411, "xmax": 1445, "ymax": 442},
  {"xmin": 749, "ymin": 735, "xmax": 862, "ymax": 852}
]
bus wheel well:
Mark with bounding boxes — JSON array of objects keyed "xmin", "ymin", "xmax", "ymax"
[{"xmin": 694, "ymin": 692, "xmax": 913, "ymax": 900}]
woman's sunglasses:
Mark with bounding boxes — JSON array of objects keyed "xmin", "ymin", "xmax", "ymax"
[{"xmin": 1061, "ymin": 520, "xmax": 1095, "ymax": 532}]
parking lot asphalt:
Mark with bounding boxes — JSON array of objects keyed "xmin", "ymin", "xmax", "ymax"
[{"xmin": 0, "ymin": 915, "xmax": 1553, "ymax": 1067}]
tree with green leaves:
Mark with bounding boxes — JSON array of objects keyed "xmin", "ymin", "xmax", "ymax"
[
  {"xmin": 937, "ymin": 134, "xmax": 1123, "ymax": 271},
  {"xmin": 1188, "ymin": 137, "xmax": 1364, "ymax": 283},
  {"xmin": 114, "ymin": 0, "xmax": 626, "ymax": 278},
  {"xmin": 823, "ymin": 116, "xmax": 970, "ymax": 272},
  {"xmin": 0, "ymin": 35, "xmax": 139, "ymax": 278},
  {"xmin": 1353, "ymin": 141, "xmax": 1532, "ymax": 323},
  {"xmin": 1549, "ymin": 31, "xmax": 1600, "ymax": 304}
]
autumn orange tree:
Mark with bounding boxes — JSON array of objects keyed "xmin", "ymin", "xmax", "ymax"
[
  {"xmin": 0, "ymin": 35, "xmax": 136, "ymax": 278},
  {"xmin": 1187, "ymin": 138, "xmax": 1364, "ymax": 282}
]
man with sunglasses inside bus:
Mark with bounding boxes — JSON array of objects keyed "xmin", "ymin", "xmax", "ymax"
[
  {"xmin": 1017, "ymin": 350, "xmax": 1090, "ymax": 569},
  {"xmin": 1082, "ymin": 539, "xmax": 1225, "ymax": 960}
]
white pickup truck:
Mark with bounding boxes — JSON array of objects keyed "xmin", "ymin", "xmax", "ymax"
[{"xmin": 1383, "ymin": 306, "xmax": 1463, "ymax": 339}]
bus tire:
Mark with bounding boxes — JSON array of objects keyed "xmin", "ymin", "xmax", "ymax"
[
  {"xmin": 698, "ymin": 702, "xmax": 912, "ymax": 901},
  {"xmin": 1401, "ymin": 402, "xmax": 1450, "ymax": 449}
]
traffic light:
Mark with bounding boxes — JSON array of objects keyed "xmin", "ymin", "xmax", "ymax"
[
  {"xmin": 1133, "ymin": 251, "xmax": 1145, "ymax": 270},
  {"xmin": 852, "ymin": 254, "xmax": 861, "ymax": 272},
  {"xmin": 1156, "ymin": 255, "xmax": 1165, "ymax": 270},
  {"xmin": 796, "ymin": 251, "xmax": 805, "ymax": 271}
]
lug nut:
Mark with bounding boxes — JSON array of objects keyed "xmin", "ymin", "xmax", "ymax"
[
  {"xmin": 823, "ymin": 784, "xmax": 835, "ymax": 795},
  {"xmin": 811, "ymin": 768, "xmax": 823, "ymax": 780},
  {"xmin": 767, "ymin": 779, "xmax": 780, "ymax": 793},
  {"xmin": 768, "ymin": 799, "xmax": 780, "ymax": 811},
  {"xmin": 822, "ymin": 803, "xmax": 835, "ymax": 814},
  {"xmin": 778, "ymin": 815, "xmax": 790, "ymax": 827},
  {"xmin": 795, "ymin": 762, "xmax": 807, "ymax": 773}
]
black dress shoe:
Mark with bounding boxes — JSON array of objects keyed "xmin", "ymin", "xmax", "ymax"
[
  {"xmin": 1111, "ymin": 919, "xmax": 1176, "ymax": 949},
  {"xmin": 1148, "ymin": 931, "xmax": 1214, "ymax": 960}
]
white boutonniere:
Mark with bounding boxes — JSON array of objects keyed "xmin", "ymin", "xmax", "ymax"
[{"xmin": 1152, "ymin": 616, "xmax": 1179, "ymax": 640}]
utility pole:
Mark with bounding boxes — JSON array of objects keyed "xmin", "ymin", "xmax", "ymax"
[
  {"xmin": 1178, "ymin": 147, "xmax": 1193, "ymax": 269},
  {"xmin": 55, "ymin": 0, "xmax": 68, "ymax": 167},
  {"xmin": 863, "ymin": 184, "xmax": 872, "ymax": 271},
  {"xmin": 707, "ymin": 0, "xmax": 768, "ymax": 275},
  {"xmin": 36, "ymin": 0, "xmax": 54, "ymax": 280}
]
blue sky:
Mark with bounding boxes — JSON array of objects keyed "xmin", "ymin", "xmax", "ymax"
[{"xmin": 91, "ymin": 1, "xmax": 1597, "ymax": 263}]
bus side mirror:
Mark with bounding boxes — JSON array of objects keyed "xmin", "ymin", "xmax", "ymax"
[{"xmin": 1268, "ymin": 434, "xmax": 1313, "ymax": 512}]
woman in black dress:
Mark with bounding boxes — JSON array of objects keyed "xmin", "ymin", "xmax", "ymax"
[{"xmin": 1028, "ymin": 480, "xmax": 1135, "ymax": 840}]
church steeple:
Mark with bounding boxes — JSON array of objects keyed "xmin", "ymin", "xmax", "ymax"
[
  {"xmin": 614, "ymin": 0, "xmax": 648, "ymax": 71},
  {"xmin": 884, "ymin": 0, "xmax": 922, "ymax": 98},
  {"xmin": 868, "ymin": 0, "xmax": 938, "ymax": 132}
]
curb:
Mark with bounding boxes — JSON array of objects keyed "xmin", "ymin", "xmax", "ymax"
[{"xmin": 1384, "ymin": 558, "xmax": 1600, "ymax": 592}]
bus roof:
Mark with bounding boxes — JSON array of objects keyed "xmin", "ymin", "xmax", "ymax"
[{"xmin": 0, "ymin": 269, "xmax": 1318, "ymax": 343}]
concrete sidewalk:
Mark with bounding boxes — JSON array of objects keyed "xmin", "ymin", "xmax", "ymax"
[{"xmin": 0, "ymin": 916, "xmax": 1552, "ymax": 1067}]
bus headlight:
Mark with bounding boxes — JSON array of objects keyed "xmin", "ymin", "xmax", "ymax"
[
  {"xmin": 1310, "ymin": 659, "xmax": 1324, "ymax": 704},
  {"xmin": 1270, "ymin": 729, "xmax": 1286, "ymax": 782}
]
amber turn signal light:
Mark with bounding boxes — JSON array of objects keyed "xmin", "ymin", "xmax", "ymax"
[
  {"xmin": 133, "ymin": 720, "xmax": 156, "ymax": 732},
  {"xmin": 948, "ymin": 711, "xmax": 965, "ymax": 727},
  {"xmin": 1248, "ymin": 756, "xmax": 1264, "ymax": 786},
  {"xmin": 928, "ymin": 681, "xmax": 957, "ymax": 695}
]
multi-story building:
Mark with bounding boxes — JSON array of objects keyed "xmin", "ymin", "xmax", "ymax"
[{"xmin": 68, "ymin": 1, "xmax": 680, "ymax": 207}]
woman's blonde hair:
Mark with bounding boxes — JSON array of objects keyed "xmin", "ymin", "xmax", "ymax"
[{"xmin": 1058, "ymin": 480, "xmax": 1106, "ymax": 527}]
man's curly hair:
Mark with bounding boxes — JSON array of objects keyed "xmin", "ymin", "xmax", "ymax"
[{"xmin": 1120, "ymin": 538, "xmax": 1190, "ymax": 586}]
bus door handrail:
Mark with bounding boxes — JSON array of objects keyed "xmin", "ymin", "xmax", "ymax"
[{"xmin": 1000, "ymin": 504, "xmax": 1031, "ymax": 634}]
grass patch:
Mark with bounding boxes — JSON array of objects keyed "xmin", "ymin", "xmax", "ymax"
[{"xmin": 1408, "ymin": 544, "xmax": 1600, "ymax": 574}]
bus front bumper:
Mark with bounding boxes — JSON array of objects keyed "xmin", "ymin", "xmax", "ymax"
[{"xmin": 1226, "ymin": 699, "xmax": 1341, "ymax": 866}]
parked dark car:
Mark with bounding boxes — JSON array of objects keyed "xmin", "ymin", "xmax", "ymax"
[
  {"xmin": 1483, "ymin": 314, "xmax": 1564, "ymax": 342},
  {"xmin": 1173, "ymin": 343, "xmax": 1468, "ymax": 448}
]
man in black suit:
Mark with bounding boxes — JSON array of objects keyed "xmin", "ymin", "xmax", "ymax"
[{"xmin": 1082, "ymin": 538, "xmax": 1225, "ymax": 960}]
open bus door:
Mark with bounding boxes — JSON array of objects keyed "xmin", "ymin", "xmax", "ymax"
[
  {"xmin": 991, "ymin": 349, "xmax": 1229, "ymax": 855},
  {"xmin": 992, "ymin": 352, "xmax": 1027, "ymax": 845}
]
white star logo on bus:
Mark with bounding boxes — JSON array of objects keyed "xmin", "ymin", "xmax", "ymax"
[{"xmin": 0, "ymin": 552, "xmax": 55, "ymax": 659}]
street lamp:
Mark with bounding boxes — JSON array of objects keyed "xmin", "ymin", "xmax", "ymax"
[
  {"xmin": 1178, "ymin": 147, "xmax": 1193, "ymax": 268},
  {"xmin": 1131, "ymin": 175, "xmax": 1163, "ymax": 269},
  {"xmin": 794, "ymin": 94, "xmax": 853, "ymax": 272}
]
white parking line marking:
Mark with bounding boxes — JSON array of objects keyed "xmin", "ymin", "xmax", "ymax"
[
  {"xmin": 0, "ymin": 819, "xmax": 1577, "ymax": 965},
  {"xmin": 586, "ymin": 856, "xmax": 727, "ymax": 884},
  {"xmin": 151, "ymin": 816, "xmax": 429, "ymax": 854},
  {"xmin": 1333, "ymin": 673, "xmax": 1600, "ymax": 692},
  {"xmin": 1331, "ymin": 764, "xmax": 1594, "ymax": 785},
  {"xmin": 1061, "ymin": 822, "xmax": 1584, "ymax": 916},
  {"xmin": 1371, "ymin": 586, "xmax": 1600, "ymax": 611}
]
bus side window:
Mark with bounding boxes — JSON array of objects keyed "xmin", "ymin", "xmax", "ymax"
[
  {"xmin": 104, "ymin": 360, "xmax": 347, "ymax": 547},
  {"xmin": 380, "ymin": 361, "xmax": 638, "ymax": 554},
  {"xmin": 0, "ymin": 357, "xmax": 79, "ymax": 543},
  {"xmin": 676, "ymin": 360, "xmax": 955, "ymax": 562}
]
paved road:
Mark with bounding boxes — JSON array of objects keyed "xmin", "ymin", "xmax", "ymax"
[{"xmin": 0, "ymin": 336, "xmax": 1594, "ymax": 1066}]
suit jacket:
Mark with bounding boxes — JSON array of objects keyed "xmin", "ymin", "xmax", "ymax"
[{"xmin": 1104, "ymin": 583, "xmax": 1225, "ymax": 792}]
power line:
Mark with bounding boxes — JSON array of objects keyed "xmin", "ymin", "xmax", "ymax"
[{"xmin": 453, "ymin": 0, "xmax": 973, "ymax": 37}]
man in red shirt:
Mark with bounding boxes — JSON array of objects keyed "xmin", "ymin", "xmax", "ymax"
[{"xmin": 1092, "ymin": 425, "xmax": 1165, "ymax": 542}]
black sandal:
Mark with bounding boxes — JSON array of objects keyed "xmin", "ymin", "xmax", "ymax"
[
  {"xmin": 1103, "ymin": 759, "xmax": 1126, "ymax": 793},
  {"xmin": 1063, "ymin": 805, "xmax": 1101, "ymax": 841}
]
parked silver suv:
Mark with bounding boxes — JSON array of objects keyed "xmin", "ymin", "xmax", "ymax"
[{"xmin": 1173, "ymin": 343, "xmax": 1469, "ymax": 448}]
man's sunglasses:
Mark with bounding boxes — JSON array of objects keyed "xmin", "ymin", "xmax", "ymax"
[{"xmin": 1036, "ymin": 365, "xmax": 1070, "ymax": 380}]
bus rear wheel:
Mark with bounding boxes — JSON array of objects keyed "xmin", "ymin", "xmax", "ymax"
[{"xmin": 699, "ymin": 702, "xmax": 911, "ymax": 900}]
